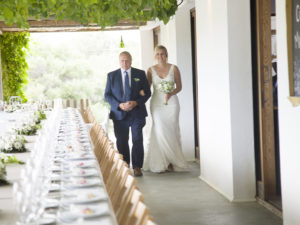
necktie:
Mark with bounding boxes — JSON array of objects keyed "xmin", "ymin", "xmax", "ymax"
[{"xmin": 124, "ymin": 71, "xmax": 131, "ymax": 101}]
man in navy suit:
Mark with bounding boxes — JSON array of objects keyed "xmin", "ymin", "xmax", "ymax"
[{"xmin": 104, "ymin": 51, "xmax": 151, "ymax": 176}]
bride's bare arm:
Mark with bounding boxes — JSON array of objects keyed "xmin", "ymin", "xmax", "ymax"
[
  {"xmin": 146, "ymin": 68, "xmax": 152, "ymax": 86},
  {"xmin": 172, "ymin": 65, "xmax": 182, "ymax": 94}
]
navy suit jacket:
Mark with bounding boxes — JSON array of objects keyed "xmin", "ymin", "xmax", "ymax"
[{"xmin": 104, "ymin": 67, "xmax": 151, "ymax": 120}]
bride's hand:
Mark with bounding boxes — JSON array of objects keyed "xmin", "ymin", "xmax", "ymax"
[
  {"xmin": 139, "ymin": 89, "xmax": 145, "ymax": 96},
  {"xmin": 165, "ymin": 93, "xmax": 171, "ymax": 103}
]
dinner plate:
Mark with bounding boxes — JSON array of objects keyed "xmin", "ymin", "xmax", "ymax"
[
  {"xmin": 61, "ymin": 192, "xmax": 107, "ymax": 205},
  {"xmin": 63, "ymin": 178, "xmax": 102, "ymax": 189},
  {"xmin": 80, "ymin": 134, "xmax": 89, "ymax": 138},
  {"xmin": 69, "ymin": 168, "xmax": 98, "ymax": 177},
  {"xmin": 49, "ymin": 183, "xmax": 60, "ymax": 192},
  {"xmin": 65, "ymin": 153, "xmax": 94, "ymax": 161},
  {"xmin": 82, "ymin": 142, "xmax": 90, "ymax": 146},
  {"xmin": 71, "ymin": 160, "xmax": 96, "ymax": 168},
  {"xmin": 83, "ymin": 146, "xmax": 92, "ymax": 151},
  {"xmin": 37, "ymin": 217, "xmax": 56, "ymax": 225},
  {"xmin": 80, "ymin": 136, "xmax": 89, "ymax": 140},
  {"xmin": 50, "ymin": 174, "xmax": 63, "ymax": 181},
  {"xmin": 79, "ymin": 140, "xmax": 90, "ymax": 144},
  {"xmin": 50, "ymin": 165, "xmax": 62, "ymax": 172},
  {"xmin": 53, "ymin": 158, "xmax": 64, "ymax": 163},
  {"xmin": 57, "ymin": 204, "xmax": 110, "ymax": 221},
  {"xmin": 77, "ymin": 204, "xmax": 110, "ymax": 218},
  {"xmin": 45, "ymin": 198, "xmax": 60, "ymax": 209}
]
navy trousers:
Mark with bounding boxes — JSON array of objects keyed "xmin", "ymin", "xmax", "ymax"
[{"xmin": 113, "ymin": 114, "xmax": 145, "ymax": 169}]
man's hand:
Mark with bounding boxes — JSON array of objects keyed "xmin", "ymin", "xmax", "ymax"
[
  {"xmin": 119, "ymin": 101, "xmax": 138, "ymax": 111},
  {"xmin": 127, "ymin": 101, "xmax": 137, "ymax": 110},
  {"xmin": 119, "ymin": 103, "xmax": 127, "ymax": 111}
]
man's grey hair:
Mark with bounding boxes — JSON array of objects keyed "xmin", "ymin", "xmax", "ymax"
[{"xmin": 119, "ymin": 51, "xmax": 132, "ymax": 61}]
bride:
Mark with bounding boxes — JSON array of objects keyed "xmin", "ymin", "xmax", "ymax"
[{"xmin": 143, "ymin": 45, "xmax": 189, "ymax": 173}]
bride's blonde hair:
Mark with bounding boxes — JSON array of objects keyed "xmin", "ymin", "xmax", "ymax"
[{"xmin": 154, "ymin": 45, "xmax": 168, "ymax": 58}]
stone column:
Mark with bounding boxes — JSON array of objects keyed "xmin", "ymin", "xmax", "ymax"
[{"xmin": 196, "ymin": 0, "xmax": 255, "ymax": 201}]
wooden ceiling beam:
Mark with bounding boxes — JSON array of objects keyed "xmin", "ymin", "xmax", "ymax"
[{"xmin": 0, "ymin": 19, "xmax": 145, "ymax": 32}]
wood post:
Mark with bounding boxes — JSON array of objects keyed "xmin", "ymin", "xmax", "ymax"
[
  {"xmin": 73, "ymin": 99, "xmax": 77, "ymax": 108},
  {"xmin": 80, "ymin": 99, "xmax": 84, "ymax": 111}
]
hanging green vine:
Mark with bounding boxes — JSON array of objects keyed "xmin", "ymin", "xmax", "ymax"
[
  {"xmin": 0, "ymin": 0, "xmax": 179, "ymax": 28},
  {"xmin": 0, "ymin": 32, "xmax": 30, "ymax": 102}
]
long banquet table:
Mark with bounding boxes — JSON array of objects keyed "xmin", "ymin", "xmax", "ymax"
[
  {"xmin": 0, "ymin": 106, "xmax": 118, "ymax": 225},
  {"xmin": 0, "ymin": 111, "xmax": 27, "ymax": 136}
]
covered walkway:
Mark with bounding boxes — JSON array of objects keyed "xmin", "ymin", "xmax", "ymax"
[{"xmin": 136, "ymin": 162, "xmax": 282, "ymax": 225}]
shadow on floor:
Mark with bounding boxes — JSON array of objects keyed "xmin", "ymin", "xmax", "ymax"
[{"xmin": 136, "ymin": 162, "xmax": 283, "ymax": 225}]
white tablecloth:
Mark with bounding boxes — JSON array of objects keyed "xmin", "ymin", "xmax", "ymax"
[
  {"xmin": 0, "ymin": 109, "xmax": 118, "ymax": 225},
  {"xmin": 0, "ymin": 111, "xmax": 24, "ymax": 136}
]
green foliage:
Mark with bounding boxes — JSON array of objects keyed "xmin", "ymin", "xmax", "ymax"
[
  {"xmin": 38, "ymin": 110, "xmax": 47, "ymax": 121},
  {"xmin": 0, "ymin": 179, "xmax": 9, "ymax": 185},
  {"xmin": 3, "ymin": 155, "xmax": 25, "ymax": 165},
  {"xmin": 0, "ymin": 32, "xmax": 30, "ymax": 102},
  {"xmin": 0, "ymin": 0, "xmax": 179, "ymax": 28},
  {"xmin": 19, "ymin": 124, "xmax": 42, "ymax": 136}
]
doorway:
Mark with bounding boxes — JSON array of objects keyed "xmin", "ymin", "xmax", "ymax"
[
  {"xmin": 190, "ymin": 8, "xmax": 200, "ymax": 162},
  {"xmin": 153, "ymin": 26, "xmax": 161, "ymax": 48},
  {"xmin": 251, "ymin": 0, "xmax": 281, "ymax": 209}
]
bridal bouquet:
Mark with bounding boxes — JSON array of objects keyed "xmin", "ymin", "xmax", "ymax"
[
  {"xmin": 0, "ymin": 135, "xmax": 27, "ymax": 153},
  {"xmin": 157, "ymin": 80, "xmax": 175, "ymax": 105}
]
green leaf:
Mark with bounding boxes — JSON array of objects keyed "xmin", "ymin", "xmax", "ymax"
[
  {"xmin": 0, "ymin": 0, "xmax": 178, "ymax": 28},
  {"xmin": 3, "ymin": 8, "xmax": 14, "ymax": 20}
]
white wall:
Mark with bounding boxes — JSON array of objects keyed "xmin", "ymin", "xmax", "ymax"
[
  {"xmin": 196, "ymin": 0, "xmax": 255, "ymax": 201},
  {"xmin": 276, "ymin": 1, "xmax": 300, "ymax": 224},
  {"xmin": 160, "ymin": 19, "xmax": 177, "ymax": 63},
  {"xmin": 140, "ymin": 29, "xmax": 154, "ymax": 71},
  {"xmin": 227, "ymin": 0, "xmax": 256, "ymax": 201},
  {"xmin": 196, "ymin": 0, "xmax": 234, "ymax": 200},
  {"xmin": 139, "ymin": 28, "xmax": 155, "ymax": 152},
  {"xmin": 140, "ymin": 1, "xmax": 196, "ymax": 161},
  {"xmin": 174, "ymin": 2, "xmax": 195, "ymax": 161}
]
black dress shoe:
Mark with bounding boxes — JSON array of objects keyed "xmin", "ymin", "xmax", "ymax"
[
  {"xmin": 133, "ymin": 167, "xmax": 143, "ymax": 177},
  {"xmin": 167, "ymin": 163, "xmax": 174, "ymax": 172}
]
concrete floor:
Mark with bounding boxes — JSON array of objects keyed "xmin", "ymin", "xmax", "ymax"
[{"xmin": 136, "ymin": 162, "xmax": 283, "ymax": 225}]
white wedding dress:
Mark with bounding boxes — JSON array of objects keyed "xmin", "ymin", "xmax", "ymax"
[{"xmin": 143, "ymin": 65, "xmax": 189, "ymax": 173}]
